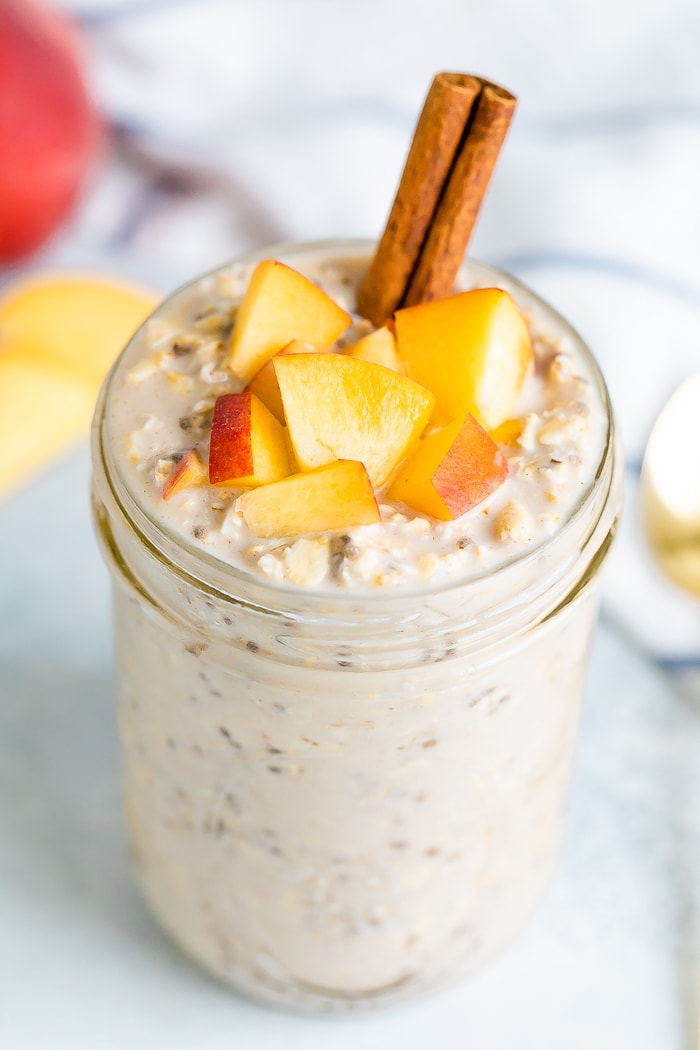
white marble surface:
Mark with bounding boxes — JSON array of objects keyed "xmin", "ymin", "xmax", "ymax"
[
  {"xmin": 2, "ymin": 445, "xmax": 700, "ymax": 1048},
  {"xmin": 3, "ymin": 1, "xmax": 700, "ymax": 1044}
]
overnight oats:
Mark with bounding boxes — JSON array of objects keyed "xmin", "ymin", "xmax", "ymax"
[
  {"xmin": 91, "ymin": 238, "xmax": 622, "ymax": 1011},
  {"xmin": 91, "ymin": 72, "xmax": 621, "ymax": 1010}
]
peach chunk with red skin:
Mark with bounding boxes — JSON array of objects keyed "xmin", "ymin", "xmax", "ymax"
[
  {"xmin": 227, "ymin": 259, "xmax": 351, "ymax": 383},
  {"xmin": 274, "ymin": 352, "xmax": 435, "ymax": 487},
  {"xmin": 394, "ymin": 287, "xmax": 533, "ymax": 429},
  {"xmin": 387, "ymin": 413, "xmax": 508, "ymax": 521},
  {"xmin": 238, "ymin": 460, "xmax": 380, "ymax": 539},
  {"xmin": 208, "ymin": 391, "xmax": 290, "ymax": 486},
  {"xmin": 246, "ymin": 338, "xmax": 318, "ymax": 425},
  {"xmin": 162, "ymin": 449, "xmax": 207, "ymax": 500}
]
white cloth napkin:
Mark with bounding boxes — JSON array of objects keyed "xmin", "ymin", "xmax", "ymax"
[{"xmin": 51, "ymin": 0, "xmax": 700, "ymax": 674}]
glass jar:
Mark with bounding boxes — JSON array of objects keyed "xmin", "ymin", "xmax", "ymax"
[{"xmin": 91, "ymin": 241, "xmax": 623, "ymax": 1012}]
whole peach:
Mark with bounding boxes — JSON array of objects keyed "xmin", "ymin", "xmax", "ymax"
[{"xmin": 0, "ymin": 0, "xmax": 100, "ymax": 260}]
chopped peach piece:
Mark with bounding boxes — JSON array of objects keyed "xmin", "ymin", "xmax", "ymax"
[
  {"xmin": 491, "ymin": 417, "xmax": 523, "ymax": 446},
  {"xmin": 394, "ymin": 288, "xmax": 532, "ymax": 429},
  {"xmin": 387, "ymin": 413, "xmax": 508, "ymax": 521},
  {"xmin": 227, "ymin": 259, "xmax": 350, "ymax": 382},
  {"xmin": 162, "ymin": 449, "xmax": 207, "ymax": 500},
  {"xmin": 342, "ymin": 326, "xmax": 404, "ymax": 374},
  {"xmin": 208, "ymin": 391, "xmax": 291, "ymax": 486},
  {"xmin": 246, "ymin": 338, "xmax": 318, "ymax": 424},
  {"xmin": 274, "ymin": 353, "xmax": 435, "ymax": 487},
  {"xmin": 239, "ymin": 461, "xmax": 380, "ymax": 539}
]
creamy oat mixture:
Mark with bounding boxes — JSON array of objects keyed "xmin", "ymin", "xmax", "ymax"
[{"xmin": 105, "ymin": 251, "xmax": 608, "ymax": 590}]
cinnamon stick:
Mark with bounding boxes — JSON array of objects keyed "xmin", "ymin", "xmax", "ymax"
[
  {"xmin": 357, "ymin": 74, "xmax": 516, "ymax": 324},
  {"xmin": 403, "ymin": 80, "xmax": 516, "ymax": 307},
  {"xmin": 357, "ymin": 73, "xmax": 481, "ymax": 326}
]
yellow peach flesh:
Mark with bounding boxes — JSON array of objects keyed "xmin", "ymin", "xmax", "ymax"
[
  {"xmin": 0, "ymin": 274, "xmax": 158, "ymax": 388},
  {"xmin": 0, "ymin": 347, "xmax": 96, "ymax": 497},
  {"xmin": 246, "ymin": 338, "xmax": 317, "ymax": 424},
  {"xmin": 239, "ymin": 460, "xmax": 380, "ymax": 539},
  {"xmin": 342, "ymin": 326, "xmax": 404, "ymax": 374},
  {"xmin": 274, "ymin": 353, "xmax": 434, "ymax": 487},
  {"xmin": 227, "ymin": 259, "xmax": 351, "ymax": 383},
  {"xmin": 394, "ymin": 288, "xmax": 532, "ymax": 429},
  {"xmin": 387, "ymin": 413, "xmax": 508, "ymax": 520},
  {"xmin": 162, "ymin": 449, "xmax": 207, "ymax": 500},
  {"xmin": 0, "ymin": 273, "xmax": 158, "ymax": 498}
]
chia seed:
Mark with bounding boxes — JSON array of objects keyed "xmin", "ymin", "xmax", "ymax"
[
  {"xmin": 219, "ymin": 726, "xmax": 242, "ymax": 749},
  {"xmin": 330, "ymin": 534, "xmax": 359, "ymax": 576},
  {"xmin": 172, "ymin": 336, "xmax": 201, "ymax": 356}
]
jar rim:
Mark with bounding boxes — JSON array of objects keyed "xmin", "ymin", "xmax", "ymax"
[{"xmin": 93, "ymin": 238, "xmax": 619, "ymax": 621}]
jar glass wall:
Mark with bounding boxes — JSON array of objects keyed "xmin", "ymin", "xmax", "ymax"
[{"xmin": 91, "ymin": 241, "xmax": 622, "ymax": 1011}]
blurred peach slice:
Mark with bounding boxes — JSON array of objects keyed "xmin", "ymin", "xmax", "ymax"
[
  {"xmin": 0, "ymin": 273, "xmax": 158, "ymax": 387},
  {"xmin": 227, "ymin": 259, "xmax": 350, "ymax": 383},
  {"xmin": 239, "ymin": 460, "xmax": 380, "ymax": 539},
  {"xmin": 274, "ymin": 353, "xmax": 435, "ymax": 487},
  {"xmin": 0, "ymin": 272, "xmax": 158, "ymax": 498},
  {"xmin": 0, "ymin": 343, "xmax": 96, "ymax": 497}
]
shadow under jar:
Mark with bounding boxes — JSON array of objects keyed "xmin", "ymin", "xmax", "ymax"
[{"xmin": 91, "ymin": 240, "xmax": 623, "ymax": 1012}]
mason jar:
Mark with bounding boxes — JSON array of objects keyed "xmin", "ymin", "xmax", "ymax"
[{"xmin": 91, "ymin": 240, "xmax": 623, "ymax": 1012}]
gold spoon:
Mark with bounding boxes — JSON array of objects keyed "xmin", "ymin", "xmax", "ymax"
[
  {"xmin": 642, "ymin": 375, "xmax": 700, "ymax": 1050},
  {"xmin": 642, "ymin": 374, "xmax": 700, "ymax": 599}
]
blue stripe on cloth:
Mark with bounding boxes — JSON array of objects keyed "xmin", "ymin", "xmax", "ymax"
[
  {"xmin": 658, "ymin": 655, "xmax": 700, "ymax": 672},
  {"xmin": 77, "ymin": 0, "xmax": 201, "ymax": 26},
  {"xmin": 494, "ymin": 250, "xmax": 700, "ymax": 309},
  {"xmin": 518, "ymin": 102, "xmax": 700, "ymax": 138}
]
